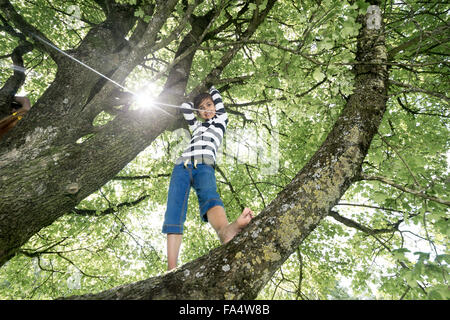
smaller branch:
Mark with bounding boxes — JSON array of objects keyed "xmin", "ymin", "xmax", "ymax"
[
  {"xmin": 19, "ymin": 237, "xmax": 70, "ymax": 258},
  {"xmin": 389, "ymin": 79, "xmax": 449, "ymax": 103},
  {"xmin": 112, "ymin": 173, "xmax": 170, "ymax": 181},
  {"xmin": 150, "ymin": 10, "xmax": 222, "ymax": 84},
  {"xmin": 361, "ymin": 174, "xmax": 450, "ymax": 207},
  {"xmin": 150, "ymin": 0, "xmax": 202, "ymax": 52},
  {"xmin": 0, "ymin": 0, "xmax": 61, "ymax": 63},
  {"xmin": 215, "ymin": 165, "xmax": 245, "ymax": 211},
  {"xmin": 199, "ymin": 38, "xmax": 322, "ymax": 65},
  {"xmin": 336, "ymin": 202, "xmax": 404, "ymax": 214},
  {"xmin": 37, "ymin": 0, "xmax": 97, "ymax": 26},
  {"xmin": 56, "ymin": 252, "xmax": 106, "ymax": 280},
  {"xmin": 329, "ymin": 211, "xmax": 399, "ymax": 235},
  {"xmin": 72, "ymin": 194, "xmax": 150, "ymax": 216},
  {"xmin": 378, "ymin": 135, "xmax": 422, "ymax": 188},
  {"xmin": 396, "ymin": 96, "xmax": 449, "ymax": 118},
  {"xmin": 296, "ymin": 247, "xmax": 304, "ymax": 300},
  {"xmin": 399, "ymin": 286, "xmax": 411, "ymax": 300},
  {"xmin": 387, "ymin": 23, "xmax": 449, "ymax": 60},
  {"xmin": 191, "ymin": 0, "xmax": 277, "ymax": 96},
  {"xmin": 135, "ymin": 0, "xmax": 182, "ymax": 52},
  {"xmin": 245, "ymin": 164, "xmax": 266, "ymax": 207}
]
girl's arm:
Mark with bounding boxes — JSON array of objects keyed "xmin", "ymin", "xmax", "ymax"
[
  {"xmin": 181, "ymin": 102, "xmax": 199, "ymax": 132},
  {"xmin": 14, "ymin": 96, "xmax": 31, "ymax": 111},
  {"xmin": 209, "ymin": 86, "xmax": 227, "ymax": 121}
]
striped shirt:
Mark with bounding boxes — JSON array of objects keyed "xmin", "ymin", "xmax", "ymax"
[{"xmin": 177, "ymin": 87, "xmax": 228, "ymax": 165}]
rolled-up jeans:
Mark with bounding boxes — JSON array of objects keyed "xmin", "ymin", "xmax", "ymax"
[{"xmin": 162, "ymin": 163, "xmax": 224, "ymax": 234}]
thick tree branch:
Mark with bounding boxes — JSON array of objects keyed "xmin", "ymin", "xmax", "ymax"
[
  {"xmin": 0, "ymin": 41, "xmax": 33, "ymax": 117},
  {"xmin": 387, "ymin": 23, "xmax": 449, "ymax": 60},
  {"xmin": 131, "ymin": 0, "xmax": 179, "ymax": 55},
  {"xmin": 0, "ymin": 0, "xmax": 61, "ymax": 63}
]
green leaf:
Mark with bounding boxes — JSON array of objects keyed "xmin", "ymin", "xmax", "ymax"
[
  {"xmin": 313, "ymin": 68, "xmax": 325, "ymax": 82},
  {"xmin": 341, "ymin": 20, "xmax": 360, "ymax": 37},
  {"xmin": 392, "ymin": 248, "xmax": 411, "ymax": 263},
  {"xmin": 413, "ymin": 251, "xmax": 430, "ymax": 262},
  {"xmin": 427, "ymin": 286, "xmax": 450, "ymax": 300},
  {"xmin": 373, "ymin": 191, "xmax": 387, "ymax": 203},
  {"xmin": 134, "ymin": 8, "xmax": 144, "ymax": 18},
  {"xmin": 435, "ymin": 254, "xmax": 450, "ymax": 264},
  {"xmin": 357, "ymin": 0, "xmax": 371, "ymax": 14},
  {"xmin": 404, "ymin": 271, "xmax": 418, "ymax": 288},
  {"xmin": 318, "ymin": 39, "xmax": 334, "ymax": 51},
  {"xmin": 269, "ymin": 77, "xmax": 281, "ymax": 87}
]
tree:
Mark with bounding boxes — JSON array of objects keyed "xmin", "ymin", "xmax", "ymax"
[{"xmin": 0, "ymin": 0, "xmax": 448, "ymax": 300}]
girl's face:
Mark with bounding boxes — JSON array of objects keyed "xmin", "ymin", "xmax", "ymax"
[{"xmin": 198, "ymin": 97, "xmax": 215, "ymax": 120}]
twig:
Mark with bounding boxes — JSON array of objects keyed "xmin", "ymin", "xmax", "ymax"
[
  {"xmin": 329, "ymin": 211, "xmax": 400, "ymax": 235},
  {"xmin": 361, "ymin": 174, "xmax": 450, "ymax": 206},
  {"xmin": 389, "ymin": 79, "xmax": 449, "ymax": 103},
  {"xmin": 378, "ymin": 135, "xmax": 422, "ymax": 188}
]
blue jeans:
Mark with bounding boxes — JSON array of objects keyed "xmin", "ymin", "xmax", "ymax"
[{"xmin": 162, "ymin": 163, "xmax": 224, "ymax": 234}]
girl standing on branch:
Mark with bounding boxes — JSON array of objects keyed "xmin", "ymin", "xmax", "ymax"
[{"xmin": 162, "ymin": 86, "xmax": 253, "ymax": 271}]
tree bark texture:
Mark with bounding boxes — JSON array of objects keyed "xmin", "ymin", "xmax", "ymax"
[{"xmin": 64, "ymin": 6, "xmax": 389, "ymax": 300}]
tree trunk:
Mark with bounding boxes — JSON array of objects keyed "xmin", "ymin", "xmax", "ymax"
[
  {"xmin": 64, "ymin": 4, "xmax": 388, "ymax": 300},
  {"xmin": 0, "ymin": 0, "xmax": 179, "ymax": 266}
]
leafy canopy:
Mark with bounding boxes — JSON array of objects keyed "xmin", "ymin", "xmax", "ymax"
[{"xmin": 0, "ymin": 0, "xmax": 448, "ymax": 300}]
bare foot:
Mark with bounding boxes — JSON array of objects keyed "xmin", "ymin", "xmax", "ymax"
[{"xmin": 219, "ymin": 207, "xmax": 254, "ymax": 244}]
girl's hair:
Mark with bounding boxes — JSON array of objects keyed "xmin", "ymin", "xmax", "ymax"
[{"xmin": 193, "ymin": 92, "xmax": 212, "ymax": 111}]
